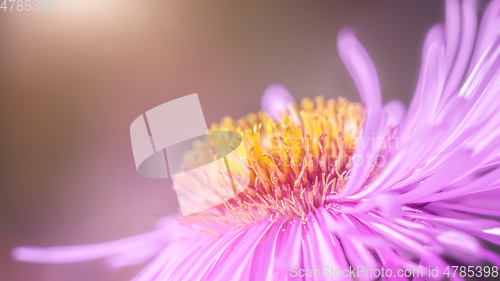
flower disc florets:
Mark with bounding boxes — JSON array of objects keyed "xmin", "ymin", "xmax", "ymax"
[{"xmin": 182, "ymin": 97, "xmax": 373, "ymax": 228}]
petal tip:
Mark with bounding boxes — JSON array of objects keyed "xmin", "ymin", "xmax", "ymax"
[
  {"xmin": 260, "ymin": 83, "xmax": 295, "ymax": 120},
  {"xmin": 338, "ymin": 26, "xmax": 356, "ymax": 38},
  {"xmin": 11, "ymin": 246, "xmax": 35, "ymax": 262}
]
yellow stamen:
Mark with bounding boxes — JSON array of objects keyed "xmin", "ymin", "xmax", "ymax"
[{"xmin": 182, "ymin": 97, "xmax": 365, "ymax": 226}]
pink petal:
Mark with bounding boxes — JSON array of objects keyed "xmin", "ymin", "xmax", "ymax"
[
  {"xmin": 260, "ymin": 83, "xmax": 297, "ymax": 121},
  {"xmin": 337, "ymin": 27, "xmax": 381, "ymax": 111}
]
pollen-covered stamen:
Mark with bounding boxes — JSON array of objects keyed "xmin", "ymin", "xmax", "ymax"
[{"xmin": 183, "ymin": 97, "xmax": 365, "ymax": 226}]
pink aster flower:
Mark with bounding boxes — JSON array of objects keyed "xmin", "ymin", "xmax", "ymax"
[{"xmin": 12, "ymin": 0, "xmax": 500, "ymax": 280}]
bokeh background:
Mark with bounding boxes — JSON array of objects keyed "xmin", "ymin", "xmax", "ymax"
[{"xmin": 0, "ymin": 0, "xmax": 466, "ymax": 280}]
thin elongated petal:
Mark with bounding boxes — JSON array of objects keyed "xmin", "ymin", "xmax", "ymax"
[
  {"xmin": 337, "ymin": 27, "xmax": 382, "ymax": 111},
  {"xmin": 12, "ymin": 217, "xmax": 177, "ymax": 267},
  {"xmin": 470, "ymin": 0, "xmax": 500, "ymax": 69},
  {"xmin": 261, "ymin": 83, "xmax": 296, "ymax": 121},
  {"xmin": 442, "ymin": 0, "xmax": 477, "ymax": 102}
]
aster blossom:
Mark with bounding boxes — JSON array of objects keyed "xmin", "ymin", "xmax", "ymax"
[{"xmin": 12, "ymin": 0, "xmax": 500, "ymax": 280}]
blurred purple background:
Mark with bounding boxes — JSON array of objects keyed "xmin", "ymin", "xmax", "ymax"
[{"xmin": 0, "ymin": 1, "xmax": 448, "ymax": 280}]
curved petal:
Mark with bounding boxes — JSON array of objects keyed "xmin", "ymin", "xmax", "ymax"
[
  {"xmin": 402, "ymin": 25, "xmax": 446, "ymax": 142},
  {"xmin": 260, "ymin": 83, "xmax": 297, "ymax": 121},
  {"xmin": 335, "ymin": 110, "xmax": 385, "ymax": 198},
  {"xmin": 470, "ymin": 0, "xmax": 500, "ymax": 70},
  {"xmin": 383, "ymin": 100, "xmax": 405, "ymax": 130},
  {"xmin": 12, "ymin": 216, "xmax": 178, "ymax": 268},
  {"xmin": 442, "ymin": 0, "xmax": 477, "ymax": 102},
  {"xmin": 337, "ymin": 27, "xmax": 382, "ymax": 112},
  {"xmin": 445, "ymin": 0, "xmax": 461, "ymax": 74}
]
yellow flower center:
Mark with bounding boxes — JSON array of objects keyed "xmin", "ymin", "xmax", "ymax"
[{"xmin": 181, "ymin": 96, "xmax": 365, "ymax": 229}]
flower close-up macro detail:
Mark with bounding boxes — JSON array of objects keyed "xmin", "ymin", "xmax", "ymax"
[{"xmin": 10, "ymin": 0, "xmax": 500, "ymax": 280}]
